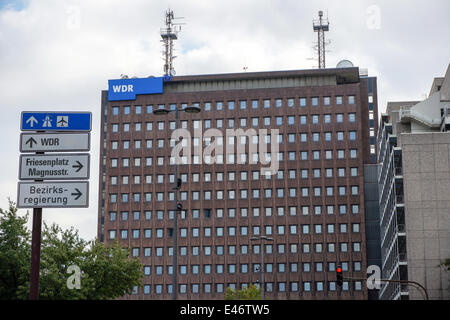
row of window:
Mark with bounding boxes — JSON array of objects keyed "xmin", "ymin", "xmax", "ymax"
[
  {"xmin": 141, "ymin": 260, "xmax": 362, "ymax": 276},
  {"xmin": 110, "ymin": 131, "xmax": 358, "ymax": 151},
  {"xmin": 109, "ymin": 185, "xmax": 360, "ymax": 203},
  {"xmin": 122, "ymin": 243, "xmax": 362, "ymax": 259},
  {"xmin": 110, "ymin": 167, "xmax": 359, "ymax": 186},
  {"xmin": 110, "ymin": 113, "xmax": 358, "ymax": 133},
  {"xmin": 133, "ymin": 280, "xmax": 363, "ymax": 295},
  {"xmin": 110, "ymin": 95, "xmax": 357, "ymax": 116},
  {"xmin": 108, "ymin": 204, "xmax": 360, "ymax": 223},
  {"xmin": 108, "ymin": 149, "xmax": 359, "ymax": 168},
  {"xmin": 109, "ymin": 223, "xmax": 361, "ymax": 240}
]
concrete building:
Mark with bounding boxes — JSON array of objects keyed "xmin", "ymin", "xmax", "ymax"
[
  {"xmin": 98, "ymin": 66, "xmax": 378, "ymax": 299},
  {"xmin": 377, "ymin": 64, "xmax": 450, "ymax": 300}
]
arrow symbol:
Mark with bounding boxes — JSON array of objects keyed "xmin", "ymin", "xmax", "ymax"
[
  {"xmin": 72, "ymin": 161, "xmax": 84, "ymax": 172},
  {"xmin": 71, "ymin": 188, "xmax": 82, "ymax": 200},
  {"xmin": 25, "ymin": 137, "xmax": 37, "ymax": 148},
  {"xmin": 26, "ymin": 116, "xmax": 38, "ymax": 128}
]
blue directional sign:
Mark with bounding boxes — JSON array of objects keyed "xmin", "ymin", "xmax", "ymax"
[
  {"xmin": 21, "ymin": 112, "xmax": 92, "ymax": 132},
  {"xmin": 108, "ymin": 77, "xmax": 163, "ymax": 101}
]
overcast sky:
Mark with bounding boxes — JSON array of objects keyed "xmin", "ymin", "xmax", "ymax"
[{"xmin": 0, "ymin": 0, "xmax": 449, "ymax": 240}]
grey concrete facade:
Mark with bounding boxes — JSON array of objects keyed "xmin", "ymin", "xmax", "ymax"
[
  {"xmin": 377, "ymin": 63, "xmax": 450, "ymax": 300},
  {"xmin": 401, "ymin": 133, "xmax": 450, "ymax": 299}
]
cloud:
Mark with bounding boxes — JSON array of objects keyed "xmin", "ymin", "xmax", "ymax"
[{"xmin": 1, "ymin": 0, "xmax": 449, "ymax": 240}]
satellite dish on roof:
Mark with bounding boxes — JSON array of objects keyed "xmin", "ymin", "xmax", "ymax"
[{"xmin": 336, "ymin": 60, "xmax": 354, "ymax": 68}]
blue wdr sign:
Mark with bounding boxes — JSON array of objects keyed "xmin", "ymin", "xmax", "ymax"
[{"xmin": 108, "ymin": 77, "xmax": 163, "ymax": 101}]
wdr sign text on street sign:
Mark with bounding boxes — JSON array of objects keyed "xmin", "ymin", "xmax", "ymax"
[
  {"xmin": 17, "ymin": 181, "xmax": 89, "ymax": 208},
  {"xmin": 19, "ymin": 153, "xmax": 90, "ymax": 180},
  {"xmin": 20, "ymin": 132, "xmax": 90, "ymax": 152},
  {"xmin": 21, "ymin": 111, "xmax": 92, "ymax": 131}
]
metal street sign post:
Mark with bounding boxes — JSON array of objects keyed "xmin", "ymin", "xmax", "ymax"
[
  {"xmin": 17, "ymin": 181, "xmax": 89, "ymax": 208},
  {"xmin": 20, "ymin": 132, "xmax": 90, "ymax": 152},
  {"xmin": 18, "ymin": 110, "xmax": 92, "ymax": 300},
  {"xmin": 19, "ymin": 153, "xmax": 90, "ymax": 180},
  {"xmin": 21, "ymin": 111, "xmax": 92, "ymax": 131}
]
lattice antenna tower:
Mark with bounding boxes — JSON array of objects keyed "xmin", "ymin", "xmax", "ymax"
[
  {"xmin": 313, "ymin": 10, "xmax": 330, "ymax": 69},
  {"xmin": 160, "ymin": 9, "xmax": 184, "ymax": 77}
]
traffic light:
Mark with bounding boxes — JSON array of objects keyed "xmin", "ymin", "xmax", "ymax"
[
  {"xmin": 175, "ymin": 178, "xmax": 182, "ymax": 189},
  {"xmin": 336, "ymin": 265, "xmax": 343, "ymax": 286}
]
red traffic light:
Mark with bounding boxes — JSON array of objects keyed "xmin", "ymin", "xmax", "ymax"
[{"xmin": 336, "ymin": 265, "xmax": 343, "ymax": 286}]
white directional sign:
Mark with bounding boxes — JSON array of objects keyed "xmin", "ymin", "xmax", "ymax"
[
  {"xmin": 19, "ymin": 153, "xmax": 90, "ymax": 180},
  {"xmin": 17, "ymin": 181, "xmax": 89, "ymax": 208},
  {"xmin": 20, "ymin": 132, "xmax": 90, "ymax": 152}
]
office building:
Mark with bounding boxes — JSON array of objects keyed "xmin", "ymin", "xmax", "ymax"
[
  {"xmin": 377, "ymin": 64, "xmax": 450, "ymax": 300},
  {"xmin": 98, "ymin": 65, "xmax": 378, "ymax": 299}
]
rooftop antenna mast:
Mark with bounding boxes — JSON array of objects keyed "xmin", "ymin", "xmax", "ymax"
[
  {"xmin": 160, "ymin": 9, "xmax": 184, "ymax": 78},
  {"xmin": 313, "ymin": 10, "xmax": 330, "ymax": 69}
]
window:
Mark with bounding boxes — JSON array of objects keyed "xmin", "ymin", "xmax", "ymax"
[
  {"xmin": 300, "ymin": 115, "xmax": 307, "ymax": 125},
  {"xmin": 109, "ymin": 230, "xmax": 116, "ymax": 240},
  {"xmin": 302, "ymin": 225, "xmax": 310, "ymax": 234},
  {"xmin": 349, "ymin": 113, "xmax": 356, "ymax": 122},
  {"xmin": 300, "ymin": 133, "xmax": 307, "ymax": 142},
  {"xmin": 313, "ymin": 150, "xmax": 320, "ymax": 160},
  {"xmin": 314, "ymin": 224, "xmax": 322, "ymax": 234},
  {"xmin": 301, "ymin": 151, "xmax": 308, "ymax": 160},
  {"xmin": 312, "ymin": 132, "xmax": 320, "ymax": 142},
  {"xmin": 311, "ymin": 97, "xmax": 318, "ymax": 106},
  {"xmin": 312, "ymin": 115, "xmax": 319, "ymax": 124},
  {"xmin": 303, "ymin": 282, "xmax": 311, "ymax": 292},
  {"xmin": 322, "ymin": 186, "xmax": 332, "ymax": 196},
  {"xmin": 300, "ymin": 97, "xmax": 307, "ymax": 107},
  {"xmin": 348, "ymin": 95, "xmax": 355, "ymax": 104}
]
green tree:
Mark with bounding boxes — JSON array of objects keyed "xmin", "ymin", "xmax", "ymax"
[
  {"xmin": 225, "ymin": 284, "xmax": 261, "ymax": 300},
  {"xmin": 0, "ymin": 199, "xmax": 31, "ymax": 299},
  {"xmin": 0, "ymin": 200, "xmax": 143, "ymax": 300}
]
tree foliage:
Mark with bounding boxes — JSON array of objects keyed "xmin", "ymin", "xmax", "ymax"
[
  {"xmin": 0, "ymin": 199, "xmax": 31, "ymax": 299},
  {"xmin": 225, "ymin": 284, "xmax": 261, "ymax": 300},
  {"xmin": 0, "ymin": 200, "xmax": 143, "ymax": 299}
]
